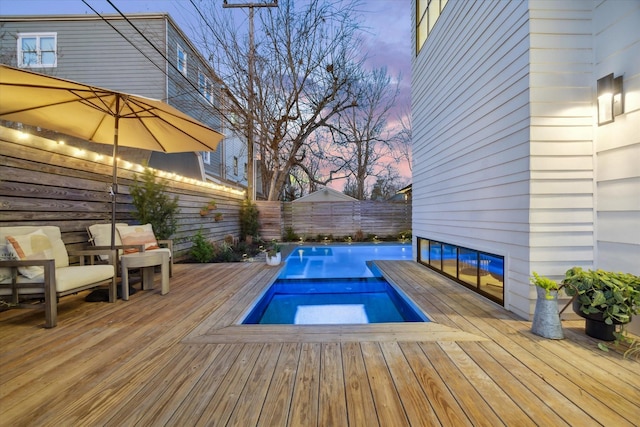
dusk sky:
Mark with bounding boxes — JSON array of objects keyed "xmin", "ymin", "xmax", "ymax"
[{"xmin": 0, "ymin": 0, "xmax": 413, "ymax": 185}]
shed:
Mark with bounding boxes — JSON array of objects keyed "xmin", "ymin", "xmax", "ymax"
[{"xmin": 292, "ymin": 187, "xmax": 358, "ymax": 203}]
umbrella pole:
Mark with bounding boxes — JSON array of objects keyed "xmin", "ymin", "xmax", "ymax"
[{"xmin": 111, "ymin": 95, "xmax": 120, "ymax": 250}]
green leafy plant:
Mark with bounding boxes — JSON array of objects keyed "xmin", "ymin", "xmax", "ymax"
[
  {"xmin": 530, "ymin": 271, "xmax": 559, "ymax": 300},
  {"xmin": 563, "ymin": 267, "xmax": 640, "ymax": 325},
  {"xmin": 129, "ymin": 167, "xmax": 180, "ymax": 240},
  {"xmin": 190, "ymin": 229, "xmax": 214, "ymax": 263},
  {"xmin": 239, "ymin": 199, "xmax": 259, "ymax": 242},
  {"xmin": 563, "ymin": 267, "xmax": 640, "ymax": 351},
  {"xmin": 260, "ymin": 239, "xmax": 281, "ymax": 257}
]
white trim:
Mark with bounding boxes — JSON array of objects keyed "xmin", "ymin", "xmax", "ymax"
[{"xmin": 17, "ymin": 32, "xmax": 57, "ymax": 68}]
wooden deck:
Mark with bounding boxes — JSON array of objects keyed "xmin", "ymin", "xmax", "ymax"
[{"xmin": 1, "ymin": 261, "xmax": 638, "ymax": 426}]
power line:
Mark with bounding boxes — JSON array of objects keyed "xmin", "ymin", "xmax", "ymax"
[{"xmin": 81, "ymin": 0, "xmax": 225, "ymax": 122}]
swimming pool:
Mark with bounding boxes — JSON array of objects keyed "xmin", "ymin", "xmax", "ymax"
[
  {"xmin": 241, "ymin": 243, "xmax": 430, "ymax": 325},
  {"xmin": 280, "ymin": 243, "xmax": 412, "ymax": 279}
]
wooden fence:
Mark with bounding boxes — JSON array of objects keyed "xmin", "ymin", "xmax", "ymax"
[
  {"xmin": 0, "ymin": 126, "xmax": 245, "ymax": 260},
  {"xmin": 257, "ymin": 199, "xmax": 412, "ymax": 241},
  {"xmin": 1, "ymin": 126, "xmax": 412, "ymax": 257}
]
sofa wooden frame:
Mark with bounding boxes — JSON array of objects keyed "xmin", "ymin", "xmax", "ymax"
[{"xmin": 1, "ymin": 244, "xmax": 117, "ymax": 328}]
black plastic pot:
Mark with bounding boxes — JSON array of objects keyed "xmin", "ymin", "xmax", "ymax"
[{"xmin": 573, "ymin": 299, "xmax": 622, "ymax": 341}]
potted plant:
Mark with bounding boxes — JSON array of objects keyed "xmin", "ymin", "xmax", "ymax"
[
  {"xmin": 264, "ymin": 240, "xmax": 281, "ymax": 266},
  {"xmin": 530, "ymin": 272, "xmax": 564, "ymax": 339},
  {"xmin": 563, "ymin": 267, "xmax": 640, "ymax": 341}
]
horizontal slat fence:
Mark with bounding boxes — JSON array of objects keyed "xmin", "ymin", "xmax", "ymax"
[
  {"xmin": 0, "ymin": 126, "xmax": 245, "ymax": 260},
  {"xmin": 280, "ymin": 200, "xmax": 411, "ymax": 240},
  {"xmin": 1, "ymin": 126, "xmax": 412, "ymax": 255}
]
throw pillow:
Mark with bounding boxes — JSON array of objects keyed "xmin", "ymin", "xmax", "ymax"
[
  {"xmin": 6, "ymin": 229, "xmax": 54, "ymax": 279},
  {"xmin": 117, "ymin": 224, "xmax": 159, "ymax": 254}
]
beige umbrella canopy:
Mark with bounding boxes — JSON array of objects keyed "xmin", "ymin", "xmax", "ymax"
[{"xmin": 0, "ymin": 64, "xmax": 224, "ymax": 247}]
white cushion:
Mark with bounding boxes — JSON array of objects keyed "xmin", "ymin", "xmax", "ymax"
[
  {"xmin": 0, "ymin": 264, "xmax": 114, "ymax": 294},
  {"xmin": 89, "ymin": 223, "xmax": 127, "ymax": 260}
]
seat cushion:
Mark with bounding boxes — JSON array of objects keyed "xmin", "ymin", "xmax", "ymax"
[
  {"xmin": 117, "ymin": 224, "xmax": 159, "ymax": 254},
  {"xmin": 55, "ymin": 265, "xmax": 114, "ymax": 292},
  {"xmin": 0, "ymin": 264, "xmax": 114, "ymax": 294}
]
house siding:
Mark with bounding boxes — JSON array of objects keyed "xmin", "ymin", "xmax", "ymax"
[
  {"xmin": 413, "ymin": 0, "xmax": 639, "ymax": 322},
  {"xmin": 593, "ymin": 0, "xmax": 640, "ymax": 278},
  {"xmin": 528, "ymin": 0, "xmax": 595, "ymax": 318},
  {"xmin": 0, "ymin": 16, "xmax": 167, "ymax": 98},
  {"xmin": 165, "ymin": 21, "xmax": 224, "ymax": 179},
  {"xmin": 412, "ymin": 0, "xmax": 532, "ymax": 317}
]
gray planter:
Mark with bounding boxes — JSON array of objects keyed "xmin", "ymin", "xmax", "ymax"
[{"xmin": 531, "ymin": 287, "xmax": 564, "ymax": 339}]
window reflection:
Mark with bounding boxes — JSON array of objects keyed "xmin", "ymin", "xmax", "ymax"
[{"xmin": 417, "ymin": 237, "xmax": 504, "ymax": 305}]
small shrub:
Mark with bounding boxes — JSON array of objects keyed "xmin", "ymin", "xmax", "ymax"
[
  {"xmin": 239, "ymin": 199, "xmax": 260, "ymax": 241},
  {"xmin": 129, "ymin": 167, "xmax": 180, "ymax": 240},
  {"xmin": 354, "ymin": 229, "xmax": 364, "ymax": 242},
  {"xmin": 190, "ymin": 229, "xmax": 214, "ymax": 263},
  {"xmin": 284, "ymin": 227, "xmax": 299, "ymax": 242}
]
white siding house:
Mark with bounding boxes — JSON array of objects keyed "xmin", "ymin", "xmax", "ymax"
[{"xmin": 412, "ymin": 0, "xmax": 639, "ymax": 330}]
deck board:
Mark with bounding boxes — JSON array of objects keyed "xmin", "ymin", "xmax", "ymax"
[{"xmin": 1, "ymin": 260, "xmax": 638, "ymax": 426}]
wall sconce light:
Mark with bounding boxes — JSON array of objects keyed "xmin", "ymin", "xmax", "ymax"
[{"xmin": 597, "ymin": 73, "xmax": 624, "ymax": 126}]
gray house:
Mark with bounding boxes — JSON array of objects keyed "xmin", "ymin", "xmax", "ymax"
[{"xmin": 0, "ymin": 13, "xmax": 246, "ymax": 186}]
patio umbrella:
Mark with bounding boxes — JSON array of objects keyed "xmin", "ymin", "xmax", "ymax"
[{"xmin": 0, "ymin": 64, "xmax": 224, "ymax": 248}]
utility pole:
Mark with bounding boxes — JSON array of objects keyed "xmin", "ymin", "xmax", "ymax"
[{"xmin": 223, "ymin": 0, "xmax": 278, "ymax": 201}]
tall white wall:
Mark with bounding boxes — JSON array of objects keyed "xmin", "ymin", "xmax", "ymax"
[
  {"xmin": 528, "ymin": 0, "xmax": 596, "ymax": 309},
  {"xmin": 412, "ymin": 0, "xmax": 638, "ymax": 320},
  {"xmin": 412, "ymin": 0, "xmax": 533, "ymax": 318},
  {"xmin": 592, "ymin": 0, "xmax": 640, "ymax": 334}
]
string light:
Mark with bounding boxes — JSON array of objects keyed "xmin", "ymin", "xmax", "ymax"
[{"xmin": 4, "ymin": 127, "xmax": 246, "ymax": 196}]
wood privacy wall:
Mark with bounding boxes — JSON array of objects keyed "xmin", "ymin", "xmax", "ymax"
[
  {"xmin": 0, "ymin": 127, "xmax": 245, "ymax": 260},
  {"xmin": 1, "ymin": 126, "xmax": 411, "ymax": 257},
  {"xmin": 284, "ymin": 201, "xmax": 411, "ymax": 238}
]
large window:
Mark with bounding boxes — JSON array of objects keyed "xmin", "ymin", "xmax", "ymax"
[
  {"xmin": 17, "ymin": 33, "xmax": 57, "ymax": 68},
  {"xmin": 198, "ymin": 71, "xmax": 214, "ymax": 104},
  {"xmin": 177, "ymin": 44, "xmax": 187, "ymax": 76},
  {"xmin": 417, "ymin": 237, "xmax": 504, "ymax": 304},
  {"xmin": 416, "ymin": 0, "xmax": 448, "ymax": 54}
]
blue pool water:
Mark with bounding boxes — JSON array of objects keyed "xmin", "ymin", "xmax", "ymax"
[
  {"xmin": 280, "ymin": 244, "xmax": 412, "ymax": 279},
  {"xmin": 242, "ymin": 244, "xmax": 429, "ymax": 325}
]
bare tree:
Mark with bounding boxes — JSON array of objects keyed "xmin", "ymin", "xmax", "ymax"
[
  {"xmin": 192, "ymin": 0, "xmax": 365, "ymax": 200},
  {"xmin": 328, "ymin": 66, "xmax": 399, "ymax": 200},
  {"xmin": 393, "ymin": 104, "xmax": 412, "ymax": 173}
]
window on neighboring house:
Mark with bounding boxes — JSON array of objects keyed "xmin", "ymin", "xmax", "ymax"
[
  {"xmin": 233, "ymin": 156, "xmax": 239, "ymax": 176},
  {"xmin": 202, "ymin": 151, "xmax": 211, "ymax": 165},
  {"xmin": 198, "ymin": 71, "xmax": 214, "ymax": 104},
  {"xmin": 177, "ymin": 44, "xmax": 187, "ymax": 75},
  {"xmin": 243, "ymin": 162, "xmax": 247, "ymax": 179},
  {"xmin": 416, "ymin": 0, "xmax": 448, "ymax": 54},
  {"xmin": 17, "ymin": 32, "xmax": 57, "ymax": 68}
]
